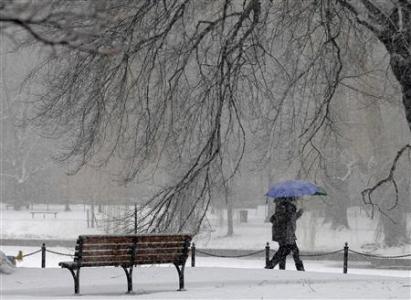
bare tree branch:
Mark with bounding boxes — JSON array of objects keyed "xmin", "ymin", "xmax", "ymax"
[
  {"xmin": 361, "ymin": 144, "xmax": 411, "ymax": 221},
  {"xmin": 2, "ymin": 0, "xmax": 411, "ymax": 232}
]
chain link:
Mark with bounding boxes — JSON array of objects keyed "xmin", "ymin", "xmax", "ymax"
[
  {"xmin": 196, "ymin": 249, "xmax": 265, "ymax": 258},
  {"xmin": 300, "ymin": 249, "xmax": 344, "ymax": 257},
  {"xmin": 45, "ymin": 249, "xmax": 74, "ymax": 257},
  {"xmin": 22, "ymin": 249, "xmax": 42, "ymax": 258},
  {"xmin": 348, "ymin": 249, "xmax": 411, "ymax": 259}
]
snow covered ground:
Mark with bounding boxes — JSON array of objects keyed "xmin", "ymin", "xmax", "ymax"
[
  {"xmin": 2, "ymin": 245, "xmax": 410, "ymax": 299},
  {"xmin": 1, "ymin": 204, "xmax": 411, "ymax": 299},
  {"xmin": 1, "ymin": 265, "xmax": 410, "ymax": 299}
]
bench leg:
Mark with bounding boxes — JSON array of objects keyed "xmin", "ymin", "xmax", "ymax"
[
  {"xmin": 122, "ymin": 266, "xmax": 133, "ymax": 293},
  {"xmin": 173, "ymin": 263, "xmax": 186, "ymax": 291},
  {"xmin": 67, "ymin": 267, "xmax": 80, "ymax": 294}
]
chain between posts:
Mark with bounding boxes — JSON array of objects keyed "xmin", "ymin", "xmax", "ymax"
[
  {"xmin": 9, "ymin": 242, "xmax": 411, "ymax": 273},
  {"xmin": 300, "ymin": 249, "xmax": 344, "ymax": 257},
  {"xmin": 195, "ymin": 249, "xmax": 266, "ymax": 258},
  {"xmin": 45, "ymin": 249, "xmax": 74, "ymax": 257},
  {"xmin": 348, "ymin": 249, "xmax": 411, "ymax": 259},
  {"xmin": 190, "ymin": 242, "xmax": 411, "ymax": 273},
  {"xmin": 21, "ymin": 249, "xmax": 42, "ymax": 258}
]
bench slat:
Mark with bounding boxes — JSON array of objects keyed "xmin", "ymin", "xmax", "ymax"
[
  {"xmin": 81, "ymin": 255, "xmax": 133, "ymax": 263},
  {"xmin": 77, "ymin": 241, "xmax": 187, "ymax": 251},
  {"xmin": 81, "ymin": 253, "xmax": 185, "ymax": 263},
  {"xmin": 80, "ymin": 234, "xmax": 191, "ymax": 244},
  {"xmin": 135, "ymin": 249, "xmax": 185, "ymax": 255},
  {"xmin": 80, "ymin": 249, "xmax": 130, "ymax": 256},
  {"xmin": 80, "ymin": 257, "xmax": 187, "ymax": 267},
  {"xmin": 80, "ymin": 248, "xmax": 185, "ymax": 257}
]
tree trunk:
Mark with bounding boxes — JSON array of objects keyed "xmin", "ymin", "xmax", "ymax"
[
  {"xmin": 13, "ymin": 183, "xmax": 26, "ymax": 210},
  {"xmin": 91, "ymin": 202, "xmax": 95, "ymax": 228},
  {"xmin": 322, "ymin": 179, "xmax": 350, "ymax": 230},
  {"xmin": 323, "ymin": 200, "xmax": 350, "ymax": 230},
  {"xmin": 401, "ymin": 82, "xmax": 411, "ymax": 132},
  {"xmin": 226, "ymin": 197, "xmax": 234, "ymax": 236},
  {"xmin": 218, "ymin": 208, "xmax": 224, "ymax": 227},
  {"xmin": 381, "ymin": 208, "xmax": 408, "ymax": 247},
  {"xmin": 321, "ymin": 143, "xmax": 350, "ymax": 230},
  {"xmin": 355, "ymin": 61, "xmax": 409, "ymax": 246},
  {"xmin": 389, "ymin": 55, "xmax": 411, "ymax": 132},
  {"xmin": 378, "ymin": 4, "xmax": 411, "ymax": 133},
  {"xmin": 380, "ymin": 175, "xmax": 410, "ymax": 246}
]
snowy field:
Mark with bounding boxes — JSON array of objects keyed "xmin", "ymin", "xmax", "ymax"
[
  {"xmin": 1, "ymin": 203, "xmax": 411, "ymax": 299},
  {"xmin": 2, "ymin": 203, "xmax": 411, "ymax": 254}
]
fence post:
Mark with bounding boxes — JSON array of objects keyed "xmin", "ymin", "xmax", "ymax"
[
  {"xmin": 343, "ymin": 242, "xmax": 349, "ymax": 274},
  {"xmin": 41, "ymin": 243, "xmax": 46, "ymax": 268},
  {"xmin": 191, "ymin": 243, "xmax": 196, "ymax": 267},
  {"xmin": 265, "ymin": 242, "xmax": 270, "ymax": 268}
]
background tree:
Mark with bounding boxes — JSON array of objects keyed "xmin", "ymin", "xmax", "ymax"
[{"xmin": 0, "ymin": 45, "xmax": 53, "ymax": 209}]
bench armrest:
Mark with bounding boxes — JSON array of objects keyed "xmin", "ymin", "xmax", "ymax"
[{"xmin": 59, "ymin": 261, "xmax": 80, "ymax": 268}]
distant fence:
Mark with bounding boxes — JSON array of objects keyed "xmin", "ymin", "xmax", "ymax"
[
  {"xmin": 8, "ymin": 241, "xmax": 411, "ymax": 273},
  {"xmin": 1, "ymin": 239, "xmax": 76, "ymax": 247}
]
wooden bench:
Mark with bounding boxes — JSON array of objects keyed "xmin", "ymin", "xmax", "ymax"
[
  {"xmin": 30, "ymin": 211, "xmax": 58, "ymax": 218},
  {"xmin": 59, "ymin": 234, "xmax": 192, "ymax": 294}
]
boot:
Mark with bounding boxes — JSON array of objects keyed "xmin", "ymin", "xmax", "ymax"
[
  {"xmin": 295, "ymin": 261, "xmax": 305, "ymax": 271},
  {"xmin": 265, "ymin": 259, "xmax": 274, "ymax": 269}
]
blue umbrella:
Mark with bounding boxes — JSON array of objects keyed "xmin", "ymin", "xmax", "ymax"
[{"xmin": 265, "ymin": 180, "xmax": 327, "ymax": 199}]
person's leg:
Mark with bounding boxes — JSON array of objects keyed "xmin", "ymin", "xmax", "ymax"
[
  {"xmin": 267, "ymin": 244, "xmax": 291, "ymax": 269},
  {"xmin": 279, "ymin": 257, "xmax": 286, "ymax": 270},
  {"xmin": 290, "ymin": 243, "xmax": 304, "ymax": 271},
  {"xmin": 278, "ymin": 242, "xmax": 287, "ymax": 270}
]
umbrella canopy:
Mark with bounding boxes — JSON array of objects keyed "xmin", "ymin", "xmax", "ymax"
[{"xmin": 265, "ymin": 180, "xmax": 327, "ymax": 199}]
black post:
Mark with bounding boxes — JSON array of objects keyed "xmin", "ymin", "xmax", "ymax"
[
  {"xmin": 343, "ymin": 242, "xmax": 349, "ymax": 274},
  {"xmin": 41, "ymin": 243, "xmax": 46, "ymax": 268},
  {"xmin": 134, "ymin": 203, "xmax": 137, "ymax": 234},
  {"xmin": 265, "ymin": 242, "xmax": 270, "ymax": 268},
  {"xmin": 191, "ymin": 243, "xmax": 196, "ymax": 267}
]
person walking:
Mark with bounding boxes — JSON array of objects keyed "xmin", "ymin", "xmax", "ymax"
[{"xmin": 266, "ymin": 197, "xmax": 304, "ymax": 271}]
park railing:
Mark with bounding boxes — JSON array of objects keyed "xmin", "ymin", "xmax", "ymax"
[
  {"xmin": 17, "ymin": 243, "xmax": 74, "ymax": 268},
  {"xmin": 190, "ymin": 242, "xmax": 411, "ymax": 274},
  {"xmin": 11, "ymin": 241, "xmax": 411, "ymax": 274}
]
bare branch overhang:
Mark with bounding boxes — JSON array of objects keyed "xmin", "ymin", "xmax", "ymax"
[{"xmin": 336, "ymin": 0, "xmax": 382, "ymax": 34}]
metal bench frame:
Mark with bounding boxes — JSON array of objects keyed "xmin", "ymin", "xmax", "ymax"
[{"xmin": 59, "ymin": 234, "xmax": 192, "ymax": 294}]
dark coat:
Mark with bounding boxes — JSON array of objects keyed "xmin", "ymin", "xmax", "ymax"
[{"xmin": 270, "ymin": 200, "xmax": 303, "ymax": 245}]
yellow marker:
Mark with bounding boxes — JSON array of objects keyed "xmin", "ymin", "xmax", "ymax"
[{"xmin": 15, "ymin": 250, "xmax": 23, "ymax": 261}]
